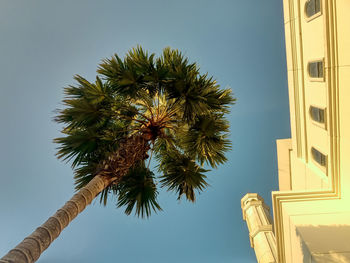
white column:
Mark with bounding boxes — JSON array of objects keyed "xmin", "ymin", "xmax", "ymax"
[{"xmin": 241, "ymin": 193, "xmax": 277, "ymax": 263}]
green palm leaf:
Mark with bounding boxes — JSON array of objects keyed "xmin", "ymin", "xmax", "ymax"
[
  {"xmin": 182, "ymin": 114, "xmax": 231, "ymax": 167},
  {"xmin": 158, "ymin": 150, "xmax": 209, "ymax": 202},
  {"xmin": 117, "ymin": 162, "xmax": 162, "ymax": 218}
]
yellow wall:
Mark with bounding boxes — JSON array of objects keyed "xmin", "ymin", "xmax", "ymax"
[
  {"xmin": 284, "ymin": 0, "xmax": 332, "ymax": 192},
  {"xmin": 276, "ymin": 139, "xmax": 292, "ymax": 191},
  {"xmin": 243, "ymin": 1, "xmax": 350, "ymax": 261},
  {"xmin": 337, "ymin": 0, "xmax": 350, "ymax": 200},
  {"xmin": 272, "ymin": 0, "xmax": 350, "ymax": 262}
]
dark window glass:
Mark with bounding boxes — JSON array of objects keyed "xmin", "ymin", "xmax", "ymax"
[
  {"xmin": 310, "ymin": 106, "xmax": 325, "ymax": 123},
  {"xmin": 306, "ymin": 0, "xmax": 316, "ymax": 17},
  {"xmin": 311, "ymin": 147, "xmax": 326, "ymax": 167},
  {"xmin": 308, "ymin": 61, "xmax": 323, "ymax": 78},
  {"xmin": 308, "ymin": 62, "xmax": 318, "ymax": 77},
  {"xmin": 315, "ymin": 0, "xmax": 321, "ymax": 14},
  {"xmin": 305, "ymin": 0, "xmax": 321, "ymax": 18}
]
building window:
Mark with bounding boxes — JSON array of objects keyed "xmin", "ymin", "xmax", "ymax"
[
  {"xmin": 309, "ymin": 106, "xmax": 325, "ymax": 123},
  {"xmin": 305, "ymin": 0, "xmax": 321, "ymax": 18},
  {"xmin": 311, "ymin": 147, "xmax": 326, "ymax": 167},
  {"xmin": 308, "ymin": 61, "xmax": 324, "ymax": 79}
]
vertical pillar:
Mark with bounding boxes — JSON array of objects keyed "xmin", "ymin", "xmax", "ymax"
[{"xmin": 241, "ymin": 193, "xmax": 277, "ymax": 263}]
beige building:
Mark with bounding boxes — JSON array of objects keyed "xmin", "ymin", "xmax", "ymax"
[{"xmin": 241, "ymin": 0, "xmax": 350, "ymax": 262}]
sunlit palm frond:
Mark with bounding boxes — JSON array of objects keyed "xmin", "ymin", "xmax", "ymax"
[{"xmin": 181, "ymin": 114, "xmax": 231, "ymax": 168}]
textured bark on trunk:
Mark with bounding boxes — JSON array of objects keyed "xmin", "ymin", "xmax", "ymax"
[
  {"xmin": 0, "ymin": 174, "xmax": 113, "ymax": 263},
  {"xmin": 1, "ymin": 134, "xmax": 150, "ymax": 263}
]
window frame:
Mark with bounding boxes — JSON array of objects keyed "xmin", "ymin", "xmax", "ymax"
[
  {"xmin": 309, "ymin": 105, "xmax": 327, "ymax": 129},
  {"xmin": 304, "ymin": 0, "xmax": 322, "ymax": 22},
  {"xmin": 311, "ymin": 147, "xmax": 327, "ymax": 173},
  {"xmin": 307, "ymin": 58, "xmax": 325, "ymax": 82}
]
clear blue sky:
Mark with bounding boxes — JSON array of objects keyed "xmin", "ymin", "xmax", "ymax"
[{"xmin": 0, "ymin": 1, "xmax": 289, "ymax": 262}]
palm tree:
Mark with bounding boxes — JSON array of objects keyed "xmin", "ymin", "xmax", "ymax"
[{"xmin": 1, "ymin": 46, "xmax": 235, "ymax": 263}]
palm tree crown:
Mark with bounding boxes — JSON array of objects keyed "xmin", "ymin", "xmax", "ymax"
[{"xmin": 54, "ymin": 46, "xmax": 235, "ymax": 218}]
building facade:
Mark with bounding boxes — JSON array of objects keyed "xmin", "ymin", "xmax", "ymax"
[{"xmin": 242, "ymin": 0, "xmax": 350, "ymax": 262}]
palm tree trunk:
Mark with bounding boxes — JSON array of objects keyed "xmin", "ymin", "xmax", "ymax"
[
  {"xmin": 1, "ymin": 134, "xmax": 150, "ymax": 263},
  {"xmin": 0, "ymin": 174, "xmax": 114, "ymax": 263}
]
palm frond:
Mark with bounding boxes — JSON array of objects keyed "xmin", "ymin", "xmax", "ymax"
[
  {"xmin": 73, "ymin": 162, "xmax": 98, "ymax": 190},
  {"xmin": 98, "ymin": 46, "xmax": 161, "ymax": 99},
  {"xmin": 158, "ymin": 150, "xmax": 209, "ymax": 202},
  {"xmin": 182, "ymin": 114, "xmax": 231, "ymax": 168},
  {"xmin": 117, "ymin": 162, "xmax": 162, "ymax": 218},
  {"xmin": 196, "ymin": 75, "xmax": 236, "ymax": 113},
  {"xmin": 55, "ymin": 76, "xmax": 115, "ymax": 130},
  {"xmin": 161, "ymin": 48, "xmax": 235, "ymax": 121},
  {"xmin": 54, "ymin": 129, "xmax": 99, "ymax": 167}
]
